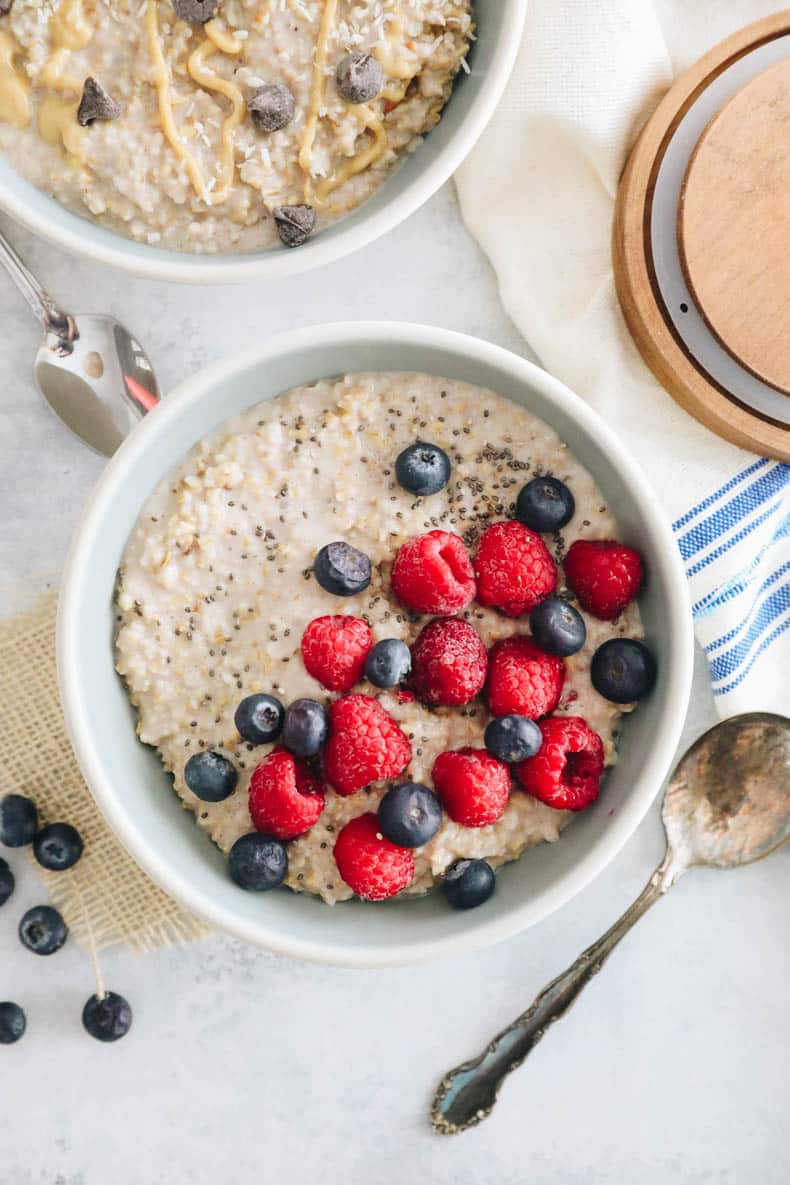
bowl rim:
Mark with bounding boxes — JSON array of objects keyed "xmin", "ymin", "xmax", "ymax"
[
  {"xmin": 0, "ymin": 1, "xmax": 527, "ymax": 283},
  {"xmin": 57, "ymin": 321, "xmax": 695, "ymax": 967}
]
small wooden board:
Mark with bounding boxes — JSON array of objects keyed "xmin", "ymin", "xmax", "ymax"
[{"xmin": 613, "ymin": 10, "xmax": 790, "ymax": 460}]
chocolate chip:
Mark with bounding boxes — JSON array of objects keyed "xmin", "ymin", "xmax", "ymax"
[
  {"xmin": 172, "ymin": 0, "xmax": 218, "ymax": 22},
  {"xmin": 335, "ymin": 53, "xmax": 384, "ymax": 104},
  {"xmin": 273, "ymin": 204, "xmax": 316, "ymax": 248},
  {"xmin": 248, "ymin": 82, "xmax": 295, "ymax": 132},
  {"xmin": 77, "ymin": 77, "xmax": 121, "ymax": 126},
  {"xmin": 0, "ymin": 1, "xmax": 14, "ymax": 14}
]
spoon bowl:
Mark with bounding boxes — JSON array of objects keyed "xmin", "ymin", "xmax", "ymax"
[
  {"xmin": 0, "ymin": 227, "xmax": 159, "ymax": 455},
  {"xmin": 662, "ymin": 712, "xmax": 790, "ymax": 871},
  {"xmin": 35, "ymin": 314, "xmax": 159, "ymax": 456}
]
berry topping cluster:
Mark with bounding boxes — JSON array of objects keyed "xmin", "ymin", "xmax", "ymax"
[{"xmin": 192, "ymin": 439, "xmax": 654, "ymax": 910}]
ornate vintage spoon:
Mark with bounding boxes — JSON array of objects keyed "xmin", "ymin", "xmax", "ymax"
[
  {"xmin": 0, "ymin": 226, "xmax": 159, "ymax": 455},
  {"xmin": 432, "ymin": 712, "xmax": 790, "ymax": 1134}
]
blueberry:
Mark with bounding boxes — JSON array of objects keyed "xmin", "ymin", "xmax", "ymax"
[
  {"xmin": 378, "ymin": 783, "xmax": 442, "ymax": 848},
  {"xmin": 314, "ymin": 541, "xmax": 371, "ymax": 597},
  {"xmin": 0, "ymin": 1002, "xmax": 26, "ymax": 1044},
  {"xmin": 0, "ymin": 857, "xmax": 14, "ymax": 906},
  {"xmin": 516, "ymin": 476, "xmax": 575, "ymax": 533},
  {"xmin": 234, "ymin": 693, "xmax": 284, "ymax": 745},
  {"xmin": 335, "ymin": 52, "xmax": 384, "ymax": 104},
  {"xmin": 33, "ymin": 823, "xmax": 83, "ymax": 872},
  {"xmin": 282, "ymin": 698, "xmax": 328, "ymax": 759},
  {"xmin": 82, "ymin": 991, "xmax": 133, "ymax": 1042},
  {"xmin": 0, "ymin": 794, "xmax": 37, "ymax": 847},
  {"xmin": 19, "ymin": 905, "xmax": 68, "ymax": 956},
  {"xmin": 442, "ymin": 859, "xmax": 496, "ymax": 910},
  {"xmin": 365, "ymin": 638, "xmax": 411, "ymax": 689},
  {"xmin": 228, "ymin": 832, "xmax": 288, "ymax": 891},
  {"xmin": 591, "ymin": 638, "xmax": 657, "ymax": 703},
  {"xmin": 484, "ymin": 715, "xmax": 542, "ymax": 763},
  {"xmin": 395, "ymin": 441, "xmax": 451, "ymax": 496},
  {"xmin": 184, "ymin": 751, "xmax": 238, "ymax": 802},
  {"xmin": 529, "ymin": 595, "xmax": 586, "ymax": 657}
]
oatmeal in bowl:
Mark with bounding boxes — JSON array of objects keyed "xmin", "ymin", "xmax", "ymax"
[
  {"xmin": 59, "ymin": 323, "xmax": 692, "ymax": 964},
  {"xmin": 115, "ymin": 370, "xmax": 656, "ymax": 909},
  {"xmin": 0, "ymin": 0, "xmax": 473, "ymax": 254}
]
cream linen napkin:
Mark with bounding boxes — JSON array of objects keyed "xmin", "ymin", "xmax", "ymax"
[{"xmin": 456, "ymin": 0, "xmax": 790, "ymax": 716}]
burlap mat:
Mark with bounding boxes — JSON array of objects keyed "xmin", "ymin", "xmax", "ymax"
[{"xmin": 0, "ymin": 592, "xmax": 210, "ymax": 951}]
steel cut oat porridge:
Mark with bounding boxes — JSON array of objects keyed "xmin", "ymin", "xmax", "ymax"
[
  {"xmin": 115, "ymin": 373, "xmax": 649, "ymax": 906},
  {"xmin": 0, "ymin": 0, "xmax": 472, "ymax": 252}
]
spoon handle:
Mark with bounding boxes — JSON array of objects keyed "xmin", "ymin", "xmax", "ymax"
[
  {"xmin": 431, "ymin": 856, "xmax": 679, "ymax": 1134},
  {"xmin": 0, "ymin": 226, "xmax": 74, "ymax": 339}
]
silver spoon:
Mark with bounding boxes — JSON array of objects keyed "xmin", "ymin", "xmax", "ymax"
[
  {"xmin": 0, "ymin": 227, "xmax": 159, "ymax": 455},
  {"xmin": 432, "ymin": 712, "xmax": 790, "ymax": 1134}
]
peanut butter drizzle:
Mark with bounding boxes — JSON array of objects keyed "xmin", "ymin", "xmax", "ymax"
[
  {"xmin": 186, "ymin": 21, "xmax": 245, "ymax": 203},
  {"xmin": 297, "ymin": 0, "xmax": 338, "ymax": 203},
  {"xmin": 315, "ymin": 110, "xmax": 386, "ymax": 208},
  {"xmin": 146, "ymin": 0, "xmax": 207, "ymax": 199},
  {"xmin": 374, "ymin": 12, "xmax": 414, "ymax": 81},
  {"xmin": 0, "ymin": 30, "xmax": 30, "ymax": 129},
  {"xmin": 38, "ymin": 0, "xmax": 94, "ymax": 158},
  {"xmin": 299, "ymin": 4, "xmax": 410, "ymax": 208},
  {"xmin": 50, "ymin": 0, "xmax": 93, "ymax": 52},
  {"xmin": 310, "ymin": 5, "xmax": 424, "ymax": 208}
]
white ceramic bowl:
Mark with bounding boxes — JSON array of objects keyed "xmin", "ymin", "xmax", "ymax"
[
  {"xmin": 58, "ymin": 322, "xmax": 694, "ymax": 967},
  {"xmin": 0, "ymin": 3, "xmax": 526, "ymax": 283}
]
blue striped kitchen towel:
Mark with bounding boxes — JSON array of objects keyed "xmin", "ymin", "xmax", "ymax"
[{"xmin": 673, "ymin": 460, "xmax": 790, "ymax": 716}]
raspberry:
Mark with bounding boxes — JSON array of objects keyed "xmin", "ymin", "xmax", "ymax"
[
  {"xmin": 333, "ymin": 813, "xmax": 415, "ymax": 900},
  {"xmin": 486, "ymin": 635, "xmax": 565, "ymax": 718},
  {"xmin": 391, "ymin": 530, "xmax": 476, "ymax": 615},
  {"xmin": 431, "ymin": 748, "xmax": 510, "ymax": 827},
  {"xmin": 563, "ymin": 539, "xmax": 643, "ymax": 621},
  {"xmin": 474, "ymin": 520, "xmax": 556, "ymax": 617},
  {"xmin": 249, "ymin": 748, "xmax": 325, "ymax": 840},
  {"xmin": 516, "ymin": 716, "xmax": 604, "ymax": 811},
  {"xmin": 324, "ymin": 694, "xmax": 411, "ymax": 796},
  {"xmin": 301, "ymin": 615, "xmax": 373, "ymax": 692},
  {"xmin": 410, "ymin": 618, "xmax": 488, "ymax": 707}
]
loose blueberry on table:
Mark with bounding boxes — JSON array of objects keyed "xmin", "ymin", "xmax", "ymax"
[
  {"xmin": 0, "ymin": 1001, "xmax": 26, "ymax": 1044},
  {"xmin": 0, "ymin": 793, "xmax": 38, "ymax": 847},
  {"xmin": 82, "ymin": 991, "xmax": 133, "ymax": 1043},
  {"xmin": 18, "ymin": 905, "xmax": 68, "ymax": 956},
  {"xmin": 33, "ymin": 822, "xmax": 84, "ymax": 872},
  {"xmin": 0, "ymin": 856, "xmax": 14, "ymax": 907}
]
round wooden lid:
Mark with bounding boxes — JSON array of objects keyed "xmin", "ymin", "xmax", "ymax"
[
  {"xmin": 612, "ymin": 10, "xmax": 790, "ymax": 460},
  {"xmin": 679, "ymin": 58, "xmax": 790, "ymax": 396}
]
